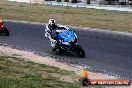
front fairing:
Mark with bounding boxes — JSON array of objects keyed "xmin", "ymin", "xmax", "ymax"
[
  {"xmin": 57, "ymin": 30, "xmax": 77, "ymax": 45},
  {"xmin": 55, "ymin": 30, "xmax": 78, "ymax": 52}
]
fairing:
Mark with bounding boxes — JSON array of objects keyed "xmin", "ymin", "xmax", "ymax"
[{"xmin": 57, "ymin": 30, "xmax": 76, "ymax": 43}]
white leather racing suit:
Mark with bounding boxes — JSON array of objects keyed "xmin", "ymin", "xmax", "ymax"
[{"xmin": 45, "ymin": 24, "xmax": 68, "ymax": 49}]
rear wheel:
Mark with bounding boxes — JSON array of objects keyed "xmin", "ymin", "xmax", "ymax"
[
  {"xmin": 75, "ymin": 44, "xmax": 85, "ymax": 58},
  {"xmin": 3, "ymin": 27, "xmax": 9, "ymax": 36}
]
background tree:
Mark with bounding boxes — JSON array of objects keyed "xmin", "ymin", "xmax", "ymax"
[
  {"xmin": 64, "ymin": 0, "xmax": 69, "ymax": 2},
  {"xmin": 71, "ymin": 0, "xmax": 78, "ymax": 3},
  {"xmin": 87, "ymin": 0, "xmax": 90, "ymax": 4},
  {"xmin": 56, "ymin": 0, "xmax": 61, "ymax": 2}
]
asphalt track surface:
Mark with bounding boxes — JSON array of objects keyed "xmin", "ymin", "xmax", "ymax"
[{"xmin": 0, "ymin": 21, "xmax": 132, "ymax": 80}]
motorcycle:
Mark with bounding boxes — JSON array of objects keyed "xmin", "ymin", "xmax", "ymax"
[
  {"xmin": 51, "ymin": 28, "xmax": 85, "ymax": 58},
  {"xmin": 0, "ymin": 24, "xmax": 9, "ymax": 36}
]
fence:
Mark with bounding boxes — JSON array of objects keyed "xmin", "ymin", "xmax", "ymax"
[
  {"xmin": 29, "ymin": 0, "xmax": 44, "ymax": 4},
  {"xmin": 45, "ymin": 2, "xmax": 92, "ymax": 7},
  {"xmin": 29, "ymin": 1, "xmax": 132, "ymax": 12}
]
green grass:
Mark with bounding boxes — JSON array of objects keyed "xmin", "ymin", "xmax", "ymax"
[
  {"xmin": 0, "ymin": 53, "xmax": 105, "ymax": 88},
  {"xmin": 1, "ymin": 0, "xmax": 132, "ymax": 32},
  {"xmin": 0, "ymin": 55, "xmax": 80, "ymax": 88}
]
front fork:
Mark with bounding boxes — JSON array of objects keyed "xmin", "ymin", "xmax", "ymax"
[{"xmin": 70, "ymin": 43, "xmax": 78, "ymax": 52}]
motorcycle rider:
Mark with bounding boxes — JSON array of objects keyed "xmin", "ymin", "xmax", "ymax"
[
  {"xmin": 0, "ymin": 17, "xmax": 3, "ymax": 28},
  {"xmin": 45, "ymin": 19, "xmax": 69, "ymax": 50}
]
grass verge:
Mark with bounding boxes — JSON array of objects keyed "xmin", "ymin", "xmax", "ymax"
[
  {"xmin": 0, "ymin": 55, "xmax": 80, "ymax": 88},
  {"xmin": 1, "ymin": 0, "xmax": 132, "ymax": 32}
]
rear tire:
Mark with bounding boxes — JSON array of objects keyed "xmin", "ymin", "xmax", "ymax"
[
  {"xmin": 75, "ymin": 44, "xmax": 85, "ymax": 58},
  {"xmin": 3, "ymin": 27, "xmax": 9, "ymax": 36}
]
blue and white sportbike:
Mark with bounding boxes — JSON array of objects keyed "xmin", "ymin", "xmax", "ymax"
[{"xmin": 51, "ymin": 28, "xmax": 85, "ymax": 58}]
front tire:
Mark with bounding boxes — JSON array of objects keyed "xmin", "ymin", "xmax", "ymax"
[
  {"xmin": 52, "ymin": 47, "xmax": 56, "ymax": 51},
  {"xmin": 75, "ymin": 44, "xmax": 85, "ymax": 58}
]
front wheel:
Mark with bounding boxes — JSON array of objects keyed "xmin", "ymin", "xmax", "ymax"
[
  {"xmin": 75, "ymin": 44, "xmax": 85, "ymax": 58},
  {"xmin": 52, "ymin": 47, "xmax": 56, "ymax": 51}
]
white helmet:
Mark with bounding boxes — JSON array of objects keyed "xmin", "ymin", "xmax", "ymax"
[{"xmin": 48, "ymin": 19, "xmax": 56, "ymax": 26}]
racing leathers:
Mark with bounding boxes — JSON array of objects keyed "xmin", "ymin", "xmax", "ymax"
[
  {"xmin": 45, "ymin": 24, "xmax": 68, "ymax": 49},
  {"xmin": 0, "ymin": 18, "xmax": 3, "ymax": 29}
]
